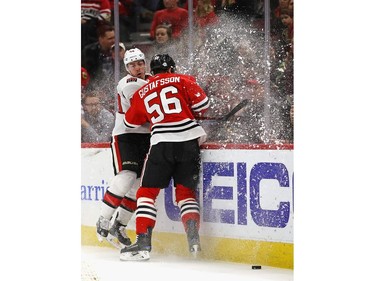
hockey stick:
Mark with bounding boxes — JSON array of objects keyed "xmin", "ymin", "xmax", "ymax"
[
  {"xmin": 198, "ymin": 99, "xmax": 250, "ymax": 121},
  {"xmin": 220, "ymin": 99, "xmax": 249, "ymax": 121}
]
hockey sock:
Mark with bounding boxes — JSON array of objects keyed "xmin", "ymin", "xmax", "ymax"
[
  {"xmin": 176, "ymin": 184, "xmax": 200, "ymax": 231},
  {"xmin": 117, "ymin": 196, "xmax": 136, "ymax": 225},
  {"xmin": 178, "ymin": 198, "xmax": 200, "ymax": 232},
  {"xmin": 100, "ymin": 170, "xmax": 137, "ymax": 219},
  {"xmin": 135, "ymin": 187, "xmax": 160, "ymax": 234}
]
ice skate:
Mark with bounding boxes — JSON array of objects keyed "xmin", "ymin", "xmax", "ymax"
[
  {"xmin": 106, "ymin": 220, "xmax": 132, "ymax": 249},
  {"xmin": 120, "ymin": 228, "xmax": 152, "ymax": 261},
  {"xmin": 186, "ymin": 219, "xmax": 201, "ymax": 257},
  {"xmin": 96, "ymin": 216, "xmax": 110, "ymax": 242}
]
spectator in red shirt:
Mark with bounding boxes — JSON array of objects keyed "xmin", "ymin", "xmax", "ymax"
[
  {"xmin": 81, "ymin": 0, "xmax": 112, "ymax": 49},
  {"xmin": 194, "ymin": 0, "xmax": 219, "ymax": 28},
  {"xmin": 149, "ymin": 0, "xmax": 188, "ymax": 40},
  {"xmin": 273, "ymin": 0, "xmax": 289, "ymax": 18},
  {"xmin": 183, "ymin": 0, "xmax": 216, "ymax": 10}
]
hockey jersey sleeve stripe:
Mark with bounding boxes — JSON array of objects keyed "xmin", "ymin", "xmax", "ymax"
[
  {"xmin": 151, "ymin": 119, "xmax": 201, "ymax": 136},
  {"xmin": 123, "ymin": 119, "xmax": 140, "ymax": 129},
  {"xmin": 191, "ymin": 97, "xmax": 210, "ymax": 112},
  {"xmin": 152, "ymin": 123, "xmax": 201, "ymax": 136},
  {"xmin": 151, "ymin": 118, "xmax": 194, "ymax": 131}
]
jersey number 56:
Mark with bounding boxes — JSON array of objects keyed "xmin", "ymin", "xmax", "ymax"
[{"xmin": 144, "ymin": 86, "xmax": 182, "ymax": 123}]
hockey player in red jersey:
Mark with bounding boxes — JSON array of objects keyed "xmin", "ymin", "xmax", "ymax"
[
  {"xmin": 119, "ymin": 54, "xmax": 210, "ymax": 261},
  {"xmin": 96, "ymin": 48, "xmax": 153, "ymax": 249}
]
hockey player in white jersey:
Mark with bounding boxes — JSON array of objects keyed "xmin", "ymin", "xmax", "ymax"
[{"xmin": 96, "ymin": 48, "xmax": 152, "ymax": 249}]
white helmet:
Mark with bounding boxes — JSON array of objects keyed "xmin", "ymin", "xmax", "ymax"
[{"xmin": 124, "ymin": 48, "xmax": 146, "ymax": 72}]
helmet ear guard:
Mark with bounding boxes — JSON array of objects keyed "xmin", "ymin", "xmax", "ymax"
[{"xmin": 124, "ymin": 48, "xmax": 146, "ymax": 72}]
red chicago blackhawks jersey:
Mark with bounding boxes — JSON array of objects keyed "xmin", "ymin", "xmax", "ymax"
[
  {"xmin": 81, "ymin": 0, "xmax": 111, "ymax": 21},
  {"xmin": 124, "ymin": 73, "xmax": 210, "ymax": 145}
]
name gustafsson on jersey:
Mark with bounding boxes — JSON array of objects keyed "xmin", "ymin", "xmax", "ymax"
[{"xmin": 138, "ymin": 76, "xmax": 181, "ymax": 98}]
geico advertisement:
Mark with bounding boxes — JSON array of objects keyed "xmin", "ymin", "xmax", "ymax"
[{"xmin": 81, "ymin": 147, "xmax": 294, "ymax": 243}]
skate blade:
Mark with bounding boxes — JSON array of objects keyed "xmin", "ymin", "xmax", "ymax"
[
  {"xmin": 106, "ymin": 234, "xmax": 124, "ymax": 250},
  {"xmin": 96, "ymin": 233, "xmax": 106, "ymax": 243},
  {"xmin": 120, "ymin": 251, "xmax": 150, "ymax": 261}
]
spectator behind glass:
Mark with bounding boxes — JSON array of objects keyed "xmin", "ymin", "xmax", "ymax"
[
  {"xmin": 95, "ymin": 41, "xmax": 127, "ymax": 114},
  {"xmin": 149, "ymin": 0, "xmax": 188, "ymax": 40},
  {"xmin": 81, "ymin": 22, "xmax": 116, "ymax": 86},
  {"xmin": 182, "ymin": 0, "xmax": 219, "ymax": 62},
  {"xmin": 182, "ymin": 0, "xmax": 216, "ymax": 10},
  {"xmin": 110, "ymin": 42, "xmax": 127, "ymax": 77},
  {"xmin": 146, "ymin": 23, "xmax": 191, "ymax": 74},
  {"xmin": 288, "ymin": 0, "xmax": 293, "ymax": 12},
  {"xmin": 81, "ymin": 90, "xmax": 115, "ymax": 143},
  {"xmin": 109, "ymin": 0, "xmax": 136, "ymax": 42},
  {"xmin": 155, "ymin": 24, "xmax": 172, "ymax": 45},
  {"xmin": 218, "ymin": 0, "xmax": 236, "ymax": 11},
  {"xmin": 273, "ymin": 0, "xmax": 289, "ymax": 18},
  {"xmin": 194, "ymin": 0, "xmax": 219, "ymax": 28},
  {"xmin": 82, "ymin": 23, "xmax": 116, "ymax": 113},
  {"xmin": 271, "ymin": 0, "xmax": 289, "ymax": 34},
  {"xmin": 133, "ymin": 0, "xmax": 159, "ymax": 27},
  {"xmin": 147, "ymin": 24, "xmax": 175, "ymax": 60},
  {"xmin": 280, "ymin": 8, "xmax": 293, "ymax": 49},
  {"xmin": 81, "ymin": 0, "xmax": 111, "ymax": 50}
]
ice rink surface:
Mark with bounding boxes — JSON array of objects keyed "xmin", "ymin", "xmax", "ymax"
[{"xmin": 81, "ymin": 246, "xmax": 293, "ymax": 281}]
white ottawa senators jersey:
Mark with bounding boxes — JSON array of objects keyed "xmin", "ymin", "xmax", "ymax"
[
  {"xmin": 124, "ymin": 73, "xmax": 210, "ymax": 145},
  {"xmin": 112, "ymin": 74, "xmax": 151, "ymax": 136}
]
